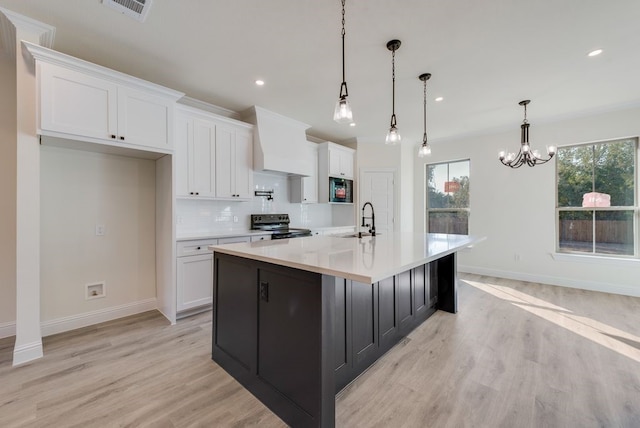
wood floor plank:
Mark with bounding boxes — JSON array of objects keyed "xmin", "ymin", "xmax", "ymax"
[{"xmin": 1, "ymin": 274, "xmax": 639, "ymax": 427}]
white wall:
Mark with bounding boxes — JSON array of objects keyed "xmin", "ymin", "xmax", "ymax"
[
  {"xmin": 354, "ymin": 142, "xmax": 409, "ymax": 232},
  {"xmin": 414, "ymin": 106, "xmax": 640, "ymax": 296},
  {"xmin": 40, "ymin": 146, "xmax": 157, "ymax": 322},
  {"xmin": 0, "ymin": 52, "xmax": 16, "ymax": 333}
]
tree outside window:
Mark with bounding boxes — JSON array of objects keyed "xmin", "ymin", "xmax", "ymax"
[
  {"xmin": 556, "ymin": 138, "xmax": 637, "ymax": 256},
  {"xmin": 426, "ymin": 160, "xmax": 470, "ymax": 235}
]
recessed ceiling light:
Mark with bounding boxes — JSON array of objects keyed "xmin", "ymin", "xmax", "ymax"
[
  {"xmin": 349, "ymin": 122, "xmax": 356, "ymax": 127},
  {"xmin": 435, "ymin": 96, "xmax": 444, "ymax": 102},
  {"xmin": 588, "ymin": 49, "xmax": 603, "ymax": 57},
  {"xmin": 255, "ymin": 80, "xmax": 265, "ymax": 86}
]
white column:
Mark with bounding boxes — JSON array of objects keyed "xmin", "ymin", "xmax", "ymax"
[{"xmin": 0, "ymin": 7, "xmax": 55, "ymax": 366}]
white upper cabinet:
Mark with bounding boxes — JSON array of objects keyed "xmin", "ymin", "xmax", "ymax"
[
  {"xmin": 289, "ymin": 142, "xmax": 319, "ymax": 204},
  {"xmin": 25, "ymin": 42, "xmax": 183, "ymax": 155},
  {"xmin": 324, "ymin": 142, "xmax": 354, "ymax": 179},
  {"xmin": 191, "ymin": 119, "xmax": 216, "ymax": 198},
  {"xmin": 175, "ymin": 104, "xmax": 254, "ymax": 200}
]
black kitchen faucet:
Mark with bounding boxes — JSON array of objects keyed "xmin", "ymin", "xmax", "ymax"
[{"xmin": 361, "ymin": 202, "xmax": 376, "ymax": 236}]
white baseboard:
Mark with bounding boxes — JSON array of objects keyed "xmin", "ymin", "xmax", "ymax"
[
  {"xmin": 41, "ymin": 298, "xmax": 157, "ymax": 337},
  {"xmin": 458, "ymin": 265, "xmax": 640, "ymax": 298},
  {"xmin": 0, "ymin": 321, "xmax": 16, "ymax": 339},
  {"xmin": 12, "ymin": 340, "xmax": 43, "ymax": 366}
]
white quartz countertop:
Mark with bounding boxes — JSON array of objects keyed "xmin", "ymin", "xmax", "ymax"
[
  {"xmin": 176, "ymin": 230, "xmax": 272, "ymax": 241},
  {"xmin": 209, "ymin": 233, "xmax": 484, "ymax": 284}
]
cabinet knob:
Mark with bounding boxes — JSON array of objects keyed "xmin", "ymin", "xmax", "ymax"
[
  {"xmin": 111, "ymin": 135, "xmax": 116, "ymax": 139},
  {"xmin": 190, "ymin": 192, "xmax": 194, "ymax": 195},
  {"xmin": 120, "ymin": 136, "xmax": 125, "ymax": 140},
  {"xmin": 196, "ymin": 192, "xmax": 199, "ymax": 195},
  {"xmin": 196, "ymin": 246, "xmax": 201, "ymax": 250}
]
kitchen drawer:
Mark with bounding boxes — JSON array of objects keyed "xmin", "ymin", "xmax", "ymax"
[
  {"xmin": 177, "ymin": 239, "xmax": 218, "ymax": 257},
  {"xmin": 218, "ymin": 236, "xmax": 251, "ymax": 244},
  {"xmin": 251, "ymin": 234, "xmax": 271, "ymax": 242}
]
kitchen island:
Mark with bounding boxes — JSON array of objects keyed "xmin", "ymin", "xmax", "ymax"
[{"xmin": 209, "ymin": 233, "xmax": 481, "ymax": 428}]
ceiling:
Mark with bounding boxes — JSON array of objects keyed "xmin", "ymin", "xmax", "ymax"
[{"xmin": 2, "ymin": 0, "xmax": 640, "ymax": 147}]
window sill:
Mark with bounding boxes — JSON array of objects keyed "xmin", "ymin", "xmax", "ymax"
[{"xmin": 551, "ymin": 252, "xmax": 640, "ymax": 267}]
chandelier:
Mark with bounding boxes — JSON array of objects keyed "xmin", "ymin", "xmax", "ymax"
[{"xmin": 499, "ymin": 100, "xmax": 556, "ymax": 168}]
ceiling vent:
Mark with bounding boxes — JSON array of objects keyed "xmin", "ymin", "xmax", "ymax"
[{"xmin": 102, "ymin": 0, "xmax": 152, "ymax": 22}]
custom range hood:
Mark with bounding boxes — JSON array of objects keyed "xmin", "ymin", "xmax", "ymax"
[{"xmin": 243, "ymin": 106, "xmax": 312, "ymax": 176}]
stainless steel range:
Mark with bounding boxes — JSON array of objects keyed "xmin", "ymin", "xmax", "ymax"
[{"xmin": 250, "ymin": 214, "xmax": 312, "ymax": 239}]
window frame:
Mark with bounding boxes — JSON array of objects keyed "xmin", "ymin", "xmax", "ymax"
[
  {"xmin": 425, "ymin": 158, "xmax": 471, "ymax": 235},
  {"xmin": 555, "ymin": 136, "xmax": 639, "ymax": 258}
]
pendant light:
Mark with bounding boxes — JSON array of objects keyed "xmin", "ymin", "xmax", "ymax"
[
  {"xmin": 333, "ymin": 0, "xmax": 353, "ymax": 124},
  {"xmin": 385, "ymin": 39, "xmax": 401, "ymax": 145},
  {"xmin": 498, "ymin": 100, "xmax": 557, "ymax": 168},
  {"xmin": 417, "ymin": 73, "xmax": 432, "ymax": 157}
]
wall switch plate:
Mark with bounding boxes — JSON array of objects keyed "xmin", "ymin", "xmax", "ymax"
[{"xmin": 95, "ymin": 224, "xmax": 105, "ymax": 236}]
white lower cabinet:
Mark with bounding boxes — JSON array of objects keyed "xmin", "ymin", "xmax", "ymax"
[
  {"xmin": 176, "ymin": 235, "xmax": 254, "ymax": 315},
  {"xmin": 176, "ymin": 238, "xmax": 217, "ymax": 313},
  {"xmin": 176, "ymin": 253, "xmax": 214, "ymax": 313}
]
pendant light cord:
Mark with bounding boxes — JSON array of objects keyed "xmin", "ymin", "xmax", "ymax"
[
  {"xmin": 390, "ymin": 47, "xmax": 397, "ymax": 127},
  {"xmin": 423, "ymin": 78, "xmax": 428, "ymax": 143}
]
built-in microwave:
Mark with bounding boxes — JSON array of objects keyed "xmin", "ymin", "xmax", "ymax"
[{"xmin": 329, "ymin": 177, "xmax": 353, "ymax": 203}]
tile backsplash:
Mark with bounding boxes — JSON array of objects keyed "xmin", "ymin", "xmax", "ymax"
[{"xmin": 176, "ymin": 171, "xmax": 349, "ymax": 236}]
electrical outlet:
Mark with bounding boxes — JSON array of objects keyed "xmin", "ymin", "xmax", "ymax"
[
  {"xmin": 95, "ymin": 224, "xmax": 105, "ymax": 236},
  {"xmin": 514, "ymin": 253, "xmax": 521, "ymax": 262},
  {"xmin": 233, "ymin": 216, "xmax": 239, "ymax": 223}
]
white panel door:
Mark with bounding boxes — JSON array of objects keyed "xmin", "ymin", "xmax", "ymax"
[{"xmin": 360, "ymin": 171, "xmax": 395, "ymax": 234}]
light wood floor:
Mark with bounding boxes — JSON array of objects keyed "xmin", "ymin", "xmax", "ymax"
[{"xmin": 1, "ymin": 274, "xmax": 639, "ymax": 427}]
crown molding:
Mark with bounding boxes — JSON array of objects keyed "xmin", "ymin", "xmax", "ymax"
[
  {"xmin": 0, "ymin": 7, "xmax": 55, "ymax": 58},
  {"xmin": 23, "ymin": 41, "xmax": 184, "ymax": 100}
]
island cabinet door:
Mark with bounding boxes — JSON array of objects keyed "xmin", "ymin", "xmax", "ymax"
[
  {"xmin": 213, "ymin": 255, "xmax": 258, "ymax": 373},
  {"xmin": 377, "ymin": 276, "xmax": 398, "ymax": 354},
  {"xmin": 257, "ymin": 267, "xmax": 324, "ymax": 423},
  {"xmin": 334, "ymin": 277, "xmax": 352, "ymax": 392},
  {"xmin": 397, "ymin": 270, "xmax": 415, "ymax": 336},
  {"xmin": 350, "ymin": 281, "xmax": 379, "ymax": 373},
  {"xmin": 413, "ymin": 263, "xmax": 435, "ymax": 324}
]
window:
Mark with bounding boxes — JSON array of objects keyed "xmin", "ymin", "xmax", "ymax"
[
  {"xmin": 426, "ymin": 159, "xmax": 470, "ymax": 234},
  {"xmin": 556, "ymin": 138, "xmax": 638, "ymax": 257}
]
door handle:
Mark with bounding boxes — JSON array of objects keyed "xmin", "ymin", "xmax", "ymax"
[{"xmin": 260, "ymin": 281, "xmax": 269, "ymax": 302}]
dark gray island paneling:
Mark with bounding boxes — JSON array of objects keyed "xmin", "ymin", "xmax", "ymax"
[{"xmin": 210, "ymin": 234, "xmax": 479, "ymax": 427}]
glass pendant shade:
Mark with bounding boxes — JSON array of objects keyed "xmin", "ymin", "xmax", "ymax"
[
  {"xmin": 333, "ymin": 97, "xmax": 353, "ymax": 123},
  {"xmin": 386, "ymin": 125, "xmax": 401, "ymax": 145}
]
